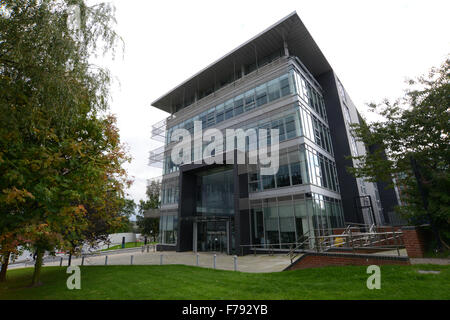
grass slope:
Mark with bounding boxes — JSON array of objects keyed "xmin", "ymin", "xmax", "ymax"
[
  {"xmin": 100, "ymin": 242, "xmax": 145, "ymax": 251},
  {"xmin": 0, "ymin": 264, "xmax": 449, "ymax": 300}
]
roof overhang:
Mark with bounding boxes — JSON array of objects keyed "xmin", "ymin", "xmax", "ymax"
[{"xmin": 151, "ymin": 11, "xmax": 332, "ymax": 113}]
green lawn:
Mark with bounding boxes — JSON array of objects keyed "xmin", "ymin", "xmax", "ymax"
[
  {"xmin": 0, "ymin": 264, "xmax": 449, "ymax": 300},
  {"xmin": 100, "ymin": 242, "xmax": 156, "ymax": 251}
]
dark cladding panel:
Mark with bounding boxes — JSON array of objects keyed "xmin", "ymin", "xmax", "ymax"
[
  {"xmin": 177, "ymin": 172, "xmax": 195, "ymax": 251},
  {"xmin": 317, "ymin": 70, "xmax": 363, "ymax": 224}
]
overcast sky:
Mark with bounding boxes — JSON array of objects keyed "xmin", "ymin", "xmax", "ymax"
[{"xmin": 99, "ymin": 0, "xmax": 449, "ymax": 212}]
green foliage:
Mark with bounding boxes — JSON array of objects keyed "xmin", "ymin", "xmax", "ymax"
[
  {"xmin": 349, "ymin": 58, "xmax": 450, "ymax": 247},
  {"xmin": 138, "ymin": 179, "xmax": 161, "ymax": 213},
  {"xmin": 136, "ymin": 215, "xmax": 159, "ymax": 241},
  {"xmin": 0, "ymin": 0, "xmax": 129, "ymax": 283},
  {"xmin": 136, "ymin": 180, "xmax": 160, "ymax": 240}
]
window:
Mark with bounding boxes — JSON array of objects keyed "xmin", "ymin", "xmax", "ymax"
[
  {"xmin": 224, "ymin": 99, "xmax": 234, "ymax": 120},
  {"xmin": 276, "ymin": 151, "xmax": 290, "ymax": 187},
  {"xmin": 244, "ymin": 89, "xmax": 255, "ymax": 111},
  {"xmin": 271, "ymin": 119, "xmax": 286, "ymax": 142},
  {"xmin": 280, "ymin": 74, "xmax": 291, "ymax": 96},
  {"xmin": 344, "ymin": 104, "xmax": 351, "ymax": 124},
  {"xmin": 285, "ymin": 115, "xmax": 297, "ymax": 139},
  {"xmin": 350, "ymin": 134, "xmax": 358, "ymax": 156},
  {"xmin": 264, "ymin": 199, "xmax": 279, "ymax": 246},
  {"xmin": 234, "ymin": 94, "xmax": 244, "ymax": 116},
  {"xmin": 255, "ymin": 83, "xmax": 268, "ymax": 107},
  {"xmin": 267, "ymin": 78, "xmax": 280, "ymax": 102},
  {"xmin": 215, "ymin": 103, "xmax": 224, "ymax": 123},
  {"xmin": 206, "ymin": 108, "xmax": 215, "ymax": 127},
  {"xmin": 276, "ymin": 164, "xmax": 290, "ymax": 188},
  {"xmin": 278, "ymin": 197, "xmax": 295, "ymax": 247},
  {"xmin": 200, "ymin": 111, "xmax": 207, "ymax": 128},
  {"xmin": 262, "ymin": 174, "xmax": 275, "ymax": 190}
]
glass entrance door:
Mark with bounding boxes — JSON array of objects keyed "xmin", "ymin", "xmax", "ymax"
[{"xmin": 196, "ymin": 220, "xmax": 228, "ymax": 254}]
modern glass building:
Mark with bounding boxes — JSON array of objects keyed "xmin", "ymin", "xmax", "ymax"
[{"xmin": 149, "ymin": 12, "xmax": 399, "ymax": 255}]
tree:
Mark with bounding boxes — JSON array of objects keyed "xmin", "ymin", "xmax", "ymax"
[
  {"xmin": 65, "ymin": 196, "xmax": 136, "ymax": 266},
  {"xmin": 348, "ymin": 58, "xmax": 450, "ymax": 251},
  {"xmin": 0, "ymin": 0, "xmax": 129, "ymax": 285},
  {"xmin": 138, "ymin": 180, "xmax": 161, "ymax": 212},
  {"xmin": 136, "ymin": 215, "xmax": 159, "ymax": 242},
  {"xmin": 136, "ymin": 180, "xmax": 161, "ymax": 242}
]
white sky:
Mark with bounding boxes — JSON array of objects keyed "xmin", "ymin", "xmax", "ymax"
[{"xmin": 99, "ymin": 0, "xmax": 449, "ymax": 212}]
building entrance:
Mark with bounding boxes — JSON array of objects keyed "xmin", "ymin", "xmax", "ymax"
[{"xmin": 194, "ymin": 220, "xmax": 230, "ymax": 254}]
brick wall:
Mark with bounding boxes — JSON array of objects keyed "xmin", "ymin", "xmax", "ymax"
[
  {"xmin": 286, "ymin": 252, "xmax": 410, "ymax": 271},
  {"xmin": 401, "ymin": 226, "xmax": 427, "ymax": 258}
]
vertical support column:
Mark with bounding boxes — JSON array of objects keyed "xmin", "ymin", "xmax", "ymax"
[
  {"xmin": 193, "ymin": 222, "xmax": 198, "ymax": 253},
  {"xmin": 283, "ymin": 37, "xmax": 289, "ymax": 57},
  {"xmin": 226, "ymin": 221, "xmax": 231, "ymax": 255}
]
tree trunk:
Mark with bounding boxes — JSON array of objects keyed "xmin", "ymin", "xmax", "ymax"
[
  {"xmin": 0, "ymin": 252, "xmax": 11, "ymax": 282},
  {"xmin": 68, "ymin": 253, "xmax": 72, "ymax": 267},
  {"xmin": 410, "ymin": 156, "xmax": 443, "ymax": 251},
  {"xmin": 31, "ymin": 249, "xmax": 44, "ymax": 286}
]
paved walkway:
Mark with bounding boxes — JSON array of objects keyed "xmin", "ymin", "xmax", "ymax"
[
  {"xmin": 10, "ymin": 250, "xmax": 293, "ymax": 273},
  {"xmin": 410, "ymin": 258, "xmax": 450, "ymax": 265}
]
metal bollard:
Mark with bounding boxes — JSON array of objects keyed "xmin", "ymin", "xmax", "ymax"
[
  {"xmin": 154, "ymin": 245, "xmax": 156, "ymax": 252},
  {"xmin": 233, "ymin": 255, "xmax": 237, "ymax": 271},
  {"xmin": 60, "ymin": 257, "xmax": 63, "ymax": 267},
  {"xmin": 130, "ymin": 255, "xmax": 134, "ymax": 265},
  {"xmin": 81, "ymin": 256, "xmax": 84, "ymax": 266},
  {"xmin": 160, "ymin": 254, "xmax": 163, "ymax": 265},
  {"xmin": 196, "ymin": 253, "xmax": 199, "ymax": 266},
  {"xmin": 105, "ymin": 255, "xmax": 108, "ymax": 265},
  {"xmin": 147, "ymin": 245, "xmax": 149, "ymax": 253},
  {"xmin": 213, "ymin": 254, "xmax": 216, "ymax": 269}
]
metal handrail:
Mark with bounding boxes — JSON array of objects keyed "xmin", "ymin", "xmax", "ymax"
[{"xmin": 287, "ymin": 231, "xmax": 311, "ymax": 263}]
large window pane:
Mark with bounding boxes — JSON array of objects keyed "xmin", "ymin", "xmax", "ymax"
[
  {"xmin": 276, "ymin": 164, "xmax": 290, "ymax": 188},
  {"xmin": 244, "ymin": 89, "xmax": 255, "ymax": 112},
  {"xmin": 206, "ymin": 108, "xmax": 215, "ymax": 128},
  {"xmin": 225, "ymin": 99, "xmax": 234, "ymax": 120},
  {"xmin": 216, "ymin": 103, "xmax": 224, "ymax": 123},
  {"xmin": 276, "ymin": 150, "xmax": 290, "ymax": 187},
  {"xmin": 267, "ymin": 78, "xmax": 281, "ymax": 102},
  {"xmin": 278, "ymin": 197, "xmax": 295, "ymax": 248},
  {"xmin": 255, "ymin": 83, "xmax": 268, "ymax": 107},
  {"xmin": 262, "ymin": 174, "xmax": 275, "ymax": 190},
  {"xmin": 279, "ymin": 74, "xmax": 290, "ymax": 96},
  {"xmin": 264, "ymin": 199, "xmax": 279, "ymax": 247},
  {"xmin": 234, "ymin": 94, "xmax": 244, "ymax": 116},
  {"xmin": 285, "ymin": 114, "xmax": 297, "ymax": 139}
]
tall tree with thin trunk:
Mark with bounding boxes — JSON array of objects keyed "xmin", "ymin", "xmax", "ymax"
[{"xmin": 0, "ymin": 0, "xmax": 129, "ymax": 285}]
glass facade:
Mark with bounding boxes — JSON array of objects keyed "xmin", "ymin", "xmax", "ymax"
[
  {"xmin": 162, "ymin": 67, "xmax": 332, "ymax": 175},
  {"xmin": 248, "ymin": 144, "xmax": 339, "ymax": 193},
  {"xmin": 195, "ymin": 166, "xmax": 234, "ymax": 216},
  {"xmin": 159, "ymin": 211, "xmax": 178, "ymax": 245},
  {"xmin": 161, "ymin": 176, "xmax": 179, "ymax": 205},
  {"xmin": 249, "ymin": 193, "xmax": 344, "ymax": 248},
  {"xmin": 165, "ymin": 71, "xmax": 296, "ymax": 146},
  {"xmin": 158, "ymin": 59, "xmax": 347, "ymax": 249}
]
